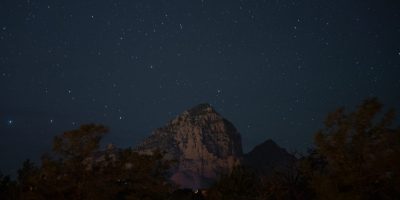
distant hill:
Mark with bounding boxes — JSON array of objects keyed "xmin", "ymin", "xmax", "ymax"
[{"xmin": 243, "ymin": 139, "xmax": 296, "ymax": 175}]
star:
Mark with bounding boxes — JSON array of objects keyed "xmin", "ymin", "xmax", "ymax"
[{"xmin": 8, "ymin": 120, "xmax": 13, "ymax": 125}]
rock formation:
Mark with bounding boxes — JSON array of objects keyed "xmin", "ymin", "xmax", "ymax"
[{"xmin": 137, "ymin": 103, "xmax": 242, "ymax": 188}]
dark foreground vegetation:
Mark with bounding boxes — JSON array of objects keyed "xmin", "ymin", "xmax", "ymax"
[{"xmin": 1, "ymin": 98, "xmax": 399, "ymax": 199}]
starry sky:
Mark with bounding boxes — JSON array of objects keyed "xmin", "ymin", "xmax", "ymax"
[{"xmin": 1, "ymin": 0, "xmax": 400, "ymax": 175}]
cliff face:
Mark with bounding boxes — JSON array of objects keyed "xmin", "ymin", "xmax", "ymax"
[{"xmin": 137, "ymin": 104, "xmax": 242, "ymax": 189}]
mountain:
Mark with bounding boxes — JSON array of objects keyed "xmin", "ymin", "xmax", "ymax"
[
  {"xmin": 243, "ymin": 139, "xmax": 296, "ymax": 175},
  {"xmin": 136, "ymin": 103, "xmax": 242, "ymax": 189}
]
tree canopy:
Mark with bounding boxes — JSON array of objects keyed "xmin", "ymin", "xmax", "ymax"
[
  {"xmin": 306, "ymin": 98, "xmax": 400, "ymax": 200},
  {"xmin": 8, "ymin": 124, "xmax": 173, "ymax": 200}
]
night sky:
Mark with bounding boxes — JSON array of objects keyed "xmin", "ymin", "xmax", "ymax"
[{"xmin": 1, "ymin": 0, "xmax": 400, "ymax": 176}]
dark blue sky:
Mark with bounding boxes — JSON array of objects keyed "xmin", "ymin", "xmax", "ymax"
[{"xmin": 1, "ymin": 0, "xmax": 400, "ymax": 175}]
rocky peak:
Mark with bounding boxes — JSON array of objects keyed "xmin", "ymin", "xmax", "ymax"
[
  {"xmin": 186, "ymin": 103, "xmax": 215, "ymax": 115},
  {"xmin": 170, "ymin": 103, "xmax": 221, "ymax": 126},
  {"xmin": 137, "ymin": 103, "xmax": 242, "ymax": 188}
]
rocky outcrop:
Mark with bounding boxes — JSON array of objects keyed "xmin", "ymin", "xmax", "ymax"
[{"xmin": 137, "ymin": 103, "xmax": 242, "ymax": 189}]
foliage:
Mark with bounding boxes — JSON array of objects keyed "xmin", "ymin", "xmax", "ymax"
[
  {"xmin": 52, "ymin": 124, "xmax": 108, "ymax": 161},
  {"xmin": 258, "ymin": 161, "xmax": 312, "ymax": 200},
  {"xmin": 207, "ymin": 160, "xmax": 311, "ymax": 200},
  {"xmin": 0, "ymin": 172, "xmax": 17, "ymax": 199},
  {"xmin": 306, "ymin": 98, "xmax": 400, "ymax": 200},
  {"xmin": 207, "ymin": 167, "xmax": 260, "ymax": 200},
  {"xmin": 1, "ymin": 124, "xmax": 172, "ymax": 200}
]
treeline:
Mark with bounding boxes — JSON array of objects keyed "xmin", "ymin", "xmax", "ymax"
[
  {"xmin": 1, "ymin": 98, "xmax": 400, "ymax": 200},
  {"xmin": 206, "ymin": 98, "xmax": 400, "ymax": 200},
  {"xmin": 0, "ymin": 124, "xmax": 173, "ymax": 199}
]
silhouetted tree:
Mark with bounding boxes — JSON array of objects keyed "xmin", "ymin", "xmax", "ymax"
[
  {"xmin": 52, "ymin": 124, "xmax": 108, "ymax": 162},
  {"xmin": 207, "ymin": 167, "xmax": 260, "ymax": 200},
  {"xmin": 258, "ymin": 160, "xmax": 312, "ymax": 200},
  {"xmin": 40, "ymin": 124, "xmax": 109, "ymax": 199},
  {"xmin": 16, "ymin": 159, "xmax": 41, "ymax": 199},
  {"xmin": 99, "ymin": 148, "xmax": 172, "ymax": 200},
  {"xmin": 10, "ymin": 124, "xmax": 172, "ymax": 199},
  {"xmin": 168, "ymin": 189, "xmax": 195, "ymax": 200},
  {"xmin": 0, "ymin": 171, "xmax": 17, "ymax": 199},
  {"xmin": 305, "ymin": 98, "xmax": 400, "ymax": 200}
]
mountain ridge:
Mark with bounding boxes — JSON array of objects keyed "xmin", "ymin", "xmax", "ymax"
[{"xmin": 136, "ymin": 103, "xmax": 294, "ymax": 188}]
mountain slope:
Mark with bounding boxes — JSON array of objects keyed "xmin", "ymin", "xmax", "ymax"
[{"xmin": 243, "ymin": 139, "xmax": 296, "ymax": 175}]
